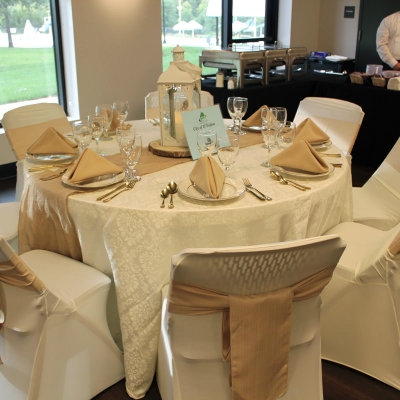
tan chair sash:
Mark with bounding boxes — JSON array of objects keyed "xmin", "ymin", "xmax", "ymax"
[
  {"xmin": 168, "ymin": 264, "xmax": 336, "ymax": 400},
  {"xmin": 5, "ymin": 118, "xmax": 72, "ymax": 161},
  {"xmin": 0, "ymin": 253, "xmax": 44, "ymax": 333}
]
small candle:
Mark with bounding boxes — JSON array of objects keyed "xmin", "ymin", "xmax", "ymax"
[
  {"xmin": 174, "ymin": 112, "xmax": 188, "ymax": 146},
  {"xmin": 216, "ymin": 72, "xmax": 224, "ymax": 88}
]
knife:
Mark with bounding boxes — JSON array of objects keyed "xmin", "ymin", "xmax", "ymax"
[{"xmin": 245, "ymin": 187, "xmax": 266, "ymax": 201}]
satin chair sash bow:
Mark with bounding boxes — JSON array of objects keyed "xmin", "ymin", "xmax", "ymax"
[{"xmin": 168, "ymin": 264, "xmax": 336, "ymax": 400}]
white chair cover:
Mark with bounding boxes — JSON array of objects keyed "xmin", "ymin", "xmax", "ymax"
[
  {"xmin": 157, "ymin": 235, "xmax": 346, "ymax": 400},
  {"xmin": 321, "ymin": 222, "xmax": 400, "ymax": 390},
  {"xmin": 294, "ymin": 97, "xmax": 364, "ymax": 162},
  {"xmin": 145, "ymin": 90, "xmax": 214, "ymax": 120},
  {"xmin": 353, "ymin": 137, "xmax": 400, "ymax": 230},
  {"xmin": 0, "ymin": 236, "xmax": 124, "ymax": 400}
]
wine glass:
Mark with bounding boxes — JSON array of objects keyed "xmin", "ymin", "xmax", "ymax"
[
  {"xmin": 270, "ymin": 107, "xmax": 287, "ymax": 143},
  {"xmin": 117, "ymin": 128, "xmax": 142, "ymax": 181},
  {"xmin": 261, "ymin": 118, "xmax": 279, "ymax": 167},
  {"xmin": 88, "ymin": 114, "xmax": 105, "ymax": 155},
  {"xmin": 197, "ymin": 130, "xmax": 217, "ymax": 156},
  {"xmin": 217, "ymin": 133, "xmax": 240, "ymax": 178},
  {"xmin": 227, "ymin": 97, "xmax": 238, "ymax": 133},
  {"xmin": 233, "ymin": 97, "xmax": 248, "ymax": 135},
  {"xmin": 112, "ymin": 101, "xmax": 129, "ymax": 127},
  {"xmin": 96, "ymin": 104, "xmax": 113, "ymax": 141},
  {"xmin": 72, "ymin": 120, "xmax": 92, "ymax": 154},
  {"xmin": 276, "ymin": 121, "xmax": 296, "ymax": 150}
]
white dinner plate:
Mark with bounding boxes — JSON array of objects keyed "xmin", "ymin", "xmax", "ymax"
[
  {"xmin": 61, "ymin": 171, "xmax": 125, "ymax": 189},
  {"xmin": 270, "ymin": 163, "xmax": 335, "ymax": 179},
  {"xmin": 26, "ymin": 153, "xmax": 79, "ymax": 164},
  {"xmin": 311, "ymin": 140, "xmax": 332, "ymax": 150},
  {"xmin": 178, "ymin": 178, "xmax": 245, "ymax": 202}
]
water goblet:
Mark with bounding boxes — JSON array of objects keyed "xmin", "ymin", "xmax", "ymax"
[
  {"xmin": 117, "ymin": 128, "xmax": 142, "ymax": 181},
  {"xmin": 233, "ymin": 97, "xmax": 248, "ymax": 135},
  {"xmin": 217, "ymin": 133, "xmax": 240, "ymax": 178},
  {"xmin": 276, "ymin": 121, "xmax": 296, "ymax": 150},
  {"xmin": 197, "ymin": 130, "xmax": 217, "ymax": 156},
  {"xmin": 88, "ymin": 114, "xmax": 105, "ymax": 155},
  {"xmin": 72, "ymin": 120, "xmax": 92, "ymax": 154},
  {"xmin": 112, "ymin": 100, "xmax": 129, "ymax": 127},
  {"xmin": 261, "ymin": 119, "xmax": 279, "ymax": 167},
  {"xmin": 96, "ymin": 104, "xmax": 113, "ymax": 141},
  {"xmin": 227, "ymin": 97, "xmax": 238, "ymax": 133},
  {"xmin": 270, "ymin": 106, "xmax": 287, "ymax": 144}
]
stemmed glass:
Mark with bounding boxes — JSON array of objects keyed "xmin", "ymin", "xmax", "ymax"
[
  {"xmin": 88, "ymin": 114, "xmax": 105, "ymax": 156},
  {"xmin": 276, "ymin": 121, "xmax": 296, "ymax": 150},
  {"xmin": 197, "ymin": 130, "xmax": 217, "ymax": 156},
  {"xmin": 233, "ymin": 97, "xmax": 248, "ymax": 135},
  {"xmin": 96, "ymin": 104, "xmax": 113, "ymax": 141},
  {"xmin": 227, "ymin": 97, "xmax": 238, "ymax": 133},
  {"xmin": 217, "ymin": 133, "xmax": 240, "ymax": 178},
  {"xmin": 270, "ymin": 107, "xmax": 287, "ymax": 145},
  {"xmin": 117, "ymin": 127, "xmax": 142, "ymax": 181},
  {"xmin": 112, "ymin": 101, "xmax": 129, "ymax": 128},
  {"xmin": 72, "ymin": 120, "xmax": 92, "ymax": 154},
  {"xmin": 261, "ymin": 107, "xmax": 279, "ymax": 167}
]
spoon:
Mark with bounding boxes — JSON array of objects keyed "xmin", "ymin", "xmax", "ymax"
[
  {"xmin": 160, "ymin": 188, "xmax": 169, "ymax": 208},
  {"xmin": 166, "ymin": 181, "xmax": 178, "ymax": 209},
  {"xmin": 270, "ymin": 171, "xmax": 310, "ymax": 191}
]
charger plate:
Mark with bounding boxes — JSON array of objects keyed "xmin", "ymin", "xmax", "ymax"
[
  {"xmin": 62, "ymin": 171, "xmax": 124, "ymax": 189},
  {"xmin": 178, "ymin": 178, "xmax": 245, "ymax": 201},
  {"xmin": 270, "ymin": 163, "xmax": 334, "ymax": 179}
]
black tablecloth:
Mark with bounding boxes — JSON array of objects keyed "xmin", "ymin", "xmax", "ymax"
[{"xmin": 202, "ymin": 72, "xmax": 400, "ymax": 169}]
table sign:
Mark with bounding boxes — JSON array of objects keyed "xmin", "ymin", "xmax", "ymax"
[{"xmin": 182, "ymin": 104, "xmax": 229, "ymax": 160}]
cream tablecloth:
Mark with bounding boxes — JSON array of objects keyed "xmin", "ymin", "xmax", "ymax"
[{"xmin": 23, "ymin": 120, "xmax": 352, "ymax": 399}]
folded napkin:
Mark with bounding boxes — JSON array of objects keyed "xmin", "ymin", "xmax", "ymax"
[
  {"xmin": 66, "ymin": 148, "xmax": 123, "ymax": 183},
  {"xmin": 294, "ymin": 118, "xmax": 330, "ymax": 144},
  {"xmin": 242, "ymin": 105, "xmax": 274, "ymax": 128},
  {"xmin": 26, "ymin": 127, "xmax": 78, "ymax": 155},
  {"xmin": 189, "ymin": 156, "xmax": 226, "ymax": 198},
  {"xmin": 270, "ymin": 139, "xmax": 329, "ymax": 174}
]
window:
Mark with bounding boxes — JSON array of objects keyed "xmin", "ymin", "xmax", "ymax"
[
  {"xmin": 0, "ymin": 0, "xmax": 65, "ymax": 122},
  {"xmin": 161, "ymin": 0, "xmax": 278, "ymax": 71}
]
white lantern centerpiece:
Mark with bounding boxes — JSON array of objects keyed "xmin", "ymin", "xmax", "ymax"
[{"xmin": 157, "ymin": 45, "xmax": 202, "ymax": 148}]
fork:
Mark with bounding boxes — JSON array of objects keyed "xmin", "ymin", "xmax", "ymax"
[
  {"xmin": 102, "ymin": 180, "xmax": 136, "ymax": 202},
  {"xmin": 242, "ymin": 178, "xmax": 272, "ymax": 201},
  {"xmin": 39, "ymin": 168, "xmax": 68, "ymax": 181}
]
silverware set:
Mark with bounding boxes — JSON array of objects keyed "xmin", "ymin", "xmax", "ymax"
[
  {"xmin": 270, "ymin": 171, "xmax": 311, "ymax": 191},
  {"xmin": 102, "ymin": 180, "xmax": 137, "ymax": 202},
  {"xmin": 160, "ymin": 181, "xmax": 178, "ymax": 208},
  {"xmin": 242, "ymin": 178, "xmax": 272, "ymax": 201},
  {"xmin": 39, "ymin": 168, "xmax": 68, "ymax": 181}
]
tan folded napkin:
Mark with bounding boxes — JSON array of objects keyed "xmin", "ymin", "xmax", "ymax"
[
  {"xmin": 66, "ymin": 148, "xmax": 123, "ymax": 183},
  {"xmin": 189, "ymin": 156, "xmax": 226, "ymax": 198},
  {"xmin": 294, "ymin": 118, "xmax": 330, "ymax": 144},
  {"xmin": 242, "ymin": 105, "xmax": 274, "ymax": 128},
  {"xmin": 270, "ymin": 139, "xmax": 329, "ymax": 174},
  {"xmin": 26, "ymin": 127, "xmax": 78, "ymax": 155}
]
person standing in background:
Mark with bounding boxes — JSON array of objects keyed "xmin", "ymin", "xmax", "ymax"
[{"xmin": 376, "ymin": 11, "xmax": 400, "ymax": 71}]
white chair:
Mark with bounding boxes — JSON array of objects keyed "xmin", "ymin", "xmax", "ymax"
[
  {"xmin": 0, "ymin": 235, "xmax": 125, "ymax": 400},
  {"xmin": 157, "ymin": 235, "xmax": 346, "ymax": 400},
  {"xmin": 1, "ymin": 103, "xmax": 71, "ymax": 253},
  {"xmin": 320, "ymin": 221, "xmax": 400, "ymax": 390},
  {"xmin": 145, "ymin": 90, "xmax": 214, "ymax": 120},
  {"xmin": 294, "ymin": 97, "xmax": 365, "ymax": 162},
  {"xmin": 352, "ymin": 137, "xmax": 400, "ymax": 231}
]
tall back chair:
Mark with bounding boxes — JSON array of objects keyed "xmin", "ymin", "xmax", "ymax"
[
  {"xmin": 320, "ymin": 221, "xmax": 400, "ymax": 390},
  {"xmin": 0, "ymin": 236, "xmax": 124, "ymax": 400},
  {"xmin": 294, "ymin": 97, "xmax": 364, "ymax": 159},
  {"xmin": 1, "ymin": 103, "xmax": 71, "ymax": 253},
  {"xmin": 157, "ymin": 235, "xmax": 346, "ymax": 400},
  {"xmin": 353, "ymin": 137, "xmax": 400, "ymax": 230},
  {"xmin": 145, "ymin": 90, "xmax": 214, "ymax": 121}
]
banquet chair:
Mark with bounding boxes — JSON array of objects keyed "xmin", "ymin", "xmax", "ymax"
[
  {"xmin": 320, "ymin": 221, "xmax": 400, "ymax": 390},
  {"xmin": 145, "ymin": 90, "xmax": 214, "ymax": 120},
  {"xmin": 352, "ymin": 137, "xmax": 400, "ymax": 231},
  {"xmin": 293, "ymin": 97, "xmax": 364, "ymax": 163},
  {"xmin": 157, "ymin": 235, "xmax": 346, "ymax": 400},
  {"xmin": 1, "ymin": 103, "xmax": 71, "ymax": 253},
  {"xmin": 0, "ymin": 235, "xmax": 125, "ymax": 400}
]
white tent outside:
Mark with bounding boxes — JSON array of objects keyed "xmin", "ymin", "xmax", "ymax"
[
  {"xmin": 23, "ymin": 20, "xmax": 35, "ymax": 38},
  {"xmin": 186, "ymin": 20, "xmax": 203, "ymax": 38},
  {"xmin": 173, "ymin": 21, "xmax": 189, "ymax": 36}
]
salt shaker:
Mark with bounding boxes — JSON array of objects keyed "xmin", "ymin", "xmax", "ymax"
[
  {"xmin": 216, "ymin": 71, "xmax": 224, "ymax": 88},
  {"xmin": 228, "ymin": 77, "xmax": 236, "ymax": 89}
]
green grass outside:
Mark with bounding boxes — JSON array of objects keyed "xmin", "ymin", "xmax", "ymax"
[
  {"xmin": 0, "ymin": 45, "xmax": 215, "ymax": 105},
  {"xmin": 0, "ymin": 47, "xmax": 57, "ymax": 105}
]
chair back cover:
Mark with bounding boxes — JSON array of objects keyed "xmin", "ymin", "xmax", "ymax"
[
  {"xmin": 160, "ymin": 235, "xmax": 346, "ymax": 400},
  {"xmin": 2, "ymin": 103, "xmax": 70, "ymax": 161},
  {"xmin": 294, "ymin": 97, "xmax": 364, "ymax": 156}
]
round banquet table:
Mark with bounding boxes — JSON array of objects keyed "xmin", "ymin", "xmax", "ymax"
[{"xmin": 23, "ymin": 120, "xmax": 353, "ymax": 399}]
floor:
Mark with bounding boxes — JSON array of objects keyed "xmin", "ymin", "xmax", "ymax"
[{"xmin": 2, "ymin": 162, "xmax": 399, "ymax": 399}]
